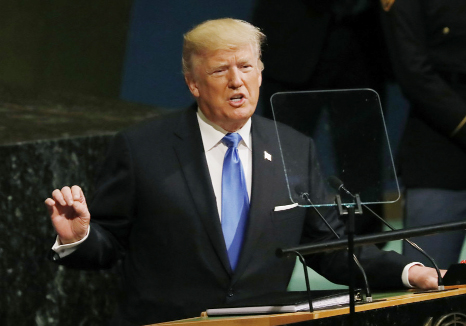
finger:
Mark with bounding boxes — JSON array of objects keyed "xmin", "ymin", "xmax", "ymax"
[
  {"xmin": 71, "ymin": 185, "xmax": 85, "ymax": 202},
  {"xmin": 427, "ymin": 277, "xmax": 440, "ymax": 290},
  {"xmin": 52, "ymin": 189, "xmax": 67, "ymax": 206},
  {"xmin": 72, "ymin": 200, "xmax": 90, "ymax": 220},
  {"xmin": 47, "ymin": 202, "xmax": 61, "ymax": 221},
  {"xmin": 44, "ymin": 198, "xmax": 56, "ymax": 216},
  {"xmin": 44, "ymin": 197, "xmax": 56, "ymax": 207},
  {"xmin": 61, "ymin": 186, "xmax": 74, "ymax": 206}
]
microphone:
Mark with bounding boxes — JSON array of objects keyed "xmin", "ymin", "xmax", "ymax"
[
  {"xmin": 327, "ymin": 176, "xmax": 445, "ymax": 290},
  {"xmin": 328, "ymin": 176, "xmax": 354, "ymax": 197},
  {"xmin": 297, "ymin": 186, "xmax": 373, "ymax": 302}
]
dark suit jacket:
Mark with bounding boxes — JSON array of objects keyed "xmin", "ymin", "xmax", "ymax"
[
  {"xmin": 380, "ymin": 0, "xmax": 466, "ymax": 189},
  {"xmin": 252, "ymin": 0, "xmax": 387, "ymax": 86},
  {"xmin": 55, "ymin": 107, "xmax": 411, "ymax": 325},
  {"xmin": 252, "ymin": 0, "xmax": 331, "ymax": 84}
]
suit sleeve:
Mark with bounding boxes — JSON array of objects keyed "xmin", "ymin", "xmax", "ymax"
[
  {"xmin": 380, "ymin": 0, "xmax": 466, "ymax": 150},
  {"xmin": 51, "ymin": 132, "xmax": 135, "ymax": 269}
]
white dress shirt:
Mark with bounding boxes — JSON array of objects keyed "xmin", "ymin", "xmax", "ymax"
[{"xmin": 196, "ymin": 109, "xmax": 252, "ymax": 220}]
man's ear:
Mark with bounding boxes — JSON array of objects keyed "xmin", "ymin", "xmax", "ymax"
[{"xmin": 185, "ymin": 74, "xmax": 200, "ymax": 98}]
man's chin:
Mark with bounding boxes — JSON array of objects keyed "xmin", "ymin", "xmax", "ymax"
[
  {"xmin": 231, "ymin": 104, "xmax": 255, "ymax": 117},
  {"xmin": 230, "ymin": 113, "xmax": 254, "ymax": 125},
  {"xmin": 220, "ymin": 112, "xmax": 254, "ymax": 132}
]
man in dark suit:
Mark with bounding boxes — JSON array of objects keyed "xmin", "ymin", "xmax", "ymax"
[
  {"xmin": 380, "ymin": 0, "xmax": 466, "ymax": 268},
  {"xmin": 45, "ymin": 18, "xmax": 443, "ymax": 325}
]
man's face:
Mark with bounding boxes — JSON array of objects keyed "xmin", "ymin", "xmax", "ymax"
[{"xmin": 185, "ymin": 44, "xmax": 262, "ymax": 132}]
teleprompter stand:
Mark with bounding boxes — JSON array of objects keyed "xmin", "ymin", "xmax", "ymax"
[
  {"xmin": 335, "ymin": 194, "xmax": 363, "ymax": 325},
  {"xmin": 277, "ymin": 220, "xmax": 466, "ymax": 325}
]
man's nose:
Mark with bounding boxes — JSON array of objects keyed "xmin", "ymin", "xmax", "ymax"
[{"xmin": 228, "ymin": 68, "xmax": 243, "ymax": 89}]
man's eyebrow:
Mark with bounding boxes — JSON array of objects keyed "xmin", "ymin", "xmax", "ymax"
[
  {"xmin": 207, "ymin": 63, "xmax": 229, "ymax": 72},
  {"xmin": 238, "ymin": 57, "xmax": 256, "ymax": 66},
  {"xmin": 238, "ymin": 56, "xmax": 252, "ymax": 63},
  {"xmin": 206, "ymin": 57, "xmax": 255, "ymax": 72}
]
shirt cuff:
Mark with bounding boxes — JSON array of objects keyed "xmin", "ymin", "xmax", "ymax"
[
  {"xmin": 402, "ymin": 262, "xmax": 424, "ymax": 288},
  {"xmin": 51, "ymin": 226, "xmax": 90, "ymax": 258}
]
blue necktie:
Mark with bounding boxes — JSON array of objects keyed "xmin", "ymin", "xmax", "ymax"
[{"xmin": 221, "ymin": 133, "xmax": 249, "ymax": 270}]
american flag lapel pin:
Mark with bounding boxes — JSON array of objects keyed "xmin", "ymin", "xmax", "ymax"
[{"xmin": 264, "ymin": 151, "xmax": 272, "ymax": 161}]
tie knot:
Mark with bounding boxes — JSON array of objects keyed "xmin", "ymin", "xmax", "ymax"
[{"xmin": 222, "ymin": 133, "xmax": 242, "ymax": 149}]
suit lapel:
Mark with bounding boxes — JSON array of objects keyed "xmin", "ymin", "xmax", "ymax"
[
  {"xmin": 172, "ymin": 111, "xmax": 288, "ymax": 279},
  {"xmin": 233, "ymin": 116, "xmax": 284, "ymax": 280},
  {"xmin": 173, "ymin": 108, "xmax": 232, "ymax": 275}
]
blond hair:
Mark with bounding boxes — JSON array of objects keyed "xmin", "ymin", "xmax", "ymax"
[{"xmin": 182, "ymin": 18, "xmax": 265, "ymax": 75}]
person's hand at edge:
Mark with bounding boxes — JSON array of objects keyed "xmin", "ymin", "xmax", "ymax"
[{"xmin": 408, "ymin": 265, "xmax": 447, "ymax": 290}]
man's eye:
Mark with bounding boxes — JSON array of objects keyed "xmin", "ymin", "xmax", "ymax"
[{"xmin": 212, "ymin": 69, "xmax": 226, "ymax": 74}]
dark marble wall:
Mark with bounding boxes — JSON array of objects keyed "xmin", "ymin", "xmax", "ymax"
[
  {"xmin": 0, "ymin": 83, "xmax": 162, "ymax": 325},
  {"xmin": 0, "ymin": 135, "xmax": 119, "ymax": 325}
]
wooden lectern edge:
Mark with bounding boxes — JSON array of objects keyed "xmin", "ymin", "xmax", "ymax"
[{"xmin": 149, "ymin": 285, "xmax": 466, "ymax": 325}]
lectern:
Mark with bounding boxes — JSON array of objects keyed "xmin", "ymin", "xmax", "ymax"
[{"xmin": 151, "ymin": 285, "xmax": 466, "ymax": 326}]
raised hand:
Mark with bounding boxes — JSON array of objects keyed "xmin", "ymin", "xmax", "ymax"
[{"xmin": 45, "ymin": 185, "xmax": 91, "ymax": 244}]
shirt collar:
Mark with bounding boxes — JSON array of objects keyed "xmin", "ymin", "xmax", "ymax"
[{"xmin": 197, "ymin": 109, "xmax": 252, "ymax": 152}]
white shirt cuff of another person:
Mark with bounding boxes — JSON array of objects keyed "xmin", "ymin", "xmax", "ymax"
[
  {"xmin": 51, "ymin": 226, "xmax": 90, "ymax": 258},
  {"xmin": 402, "ymin": 262, "xmax": 424, "ymax": 288}
]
